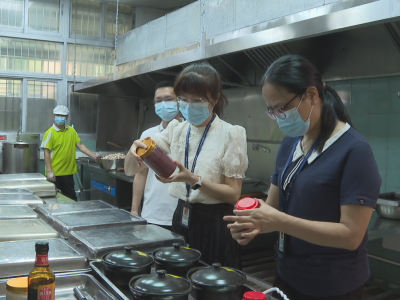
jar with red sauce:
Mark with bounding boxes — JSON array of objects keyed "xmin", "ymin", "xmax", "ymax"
[
  {"xmin": 136, "ymin": 137, "xmax": 177, "ymax": 178},
  {"xmin": 236, "ymin": 197, "xmax": 261, "ymax": 211}
]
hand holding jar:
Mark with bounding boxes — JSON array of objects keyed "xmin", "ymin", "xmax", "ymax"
[{"xmin": 223, "ymin": 198, "xmax": 283, "ymax": 245}]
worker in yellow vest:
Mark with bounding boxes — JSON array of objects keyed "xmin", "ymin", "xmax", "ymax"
[{"xmin": 41, "ymin": 105, "xmax": 101, "ymax": 201}]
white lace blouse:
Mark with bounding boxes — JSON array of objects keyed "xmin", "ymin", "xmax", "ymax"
[{"xmin": 152, "ymin": 115, "xmax": 248, "ymax": 204}]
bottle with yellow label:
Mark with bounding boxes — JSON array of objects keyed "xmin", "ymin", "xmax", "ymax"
[{"xmin": 28, "ymin": 241, "xmax": 55, "ymax": 300}]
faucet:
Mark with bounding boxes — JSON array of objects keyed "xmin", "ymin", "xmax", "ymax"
[
  {"xmin": 16, "ymin": 129, "xmax": 22, "ymax": 142},
  {"xmin": 252, "ymin": 143, "xmax": 271, "ymax": 153}
]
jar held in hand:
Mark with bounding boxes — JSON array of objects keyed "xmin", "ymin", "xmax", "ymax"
[{"xmin": 136, "ymin": 137, "xmax": 177, "ymax": 178}]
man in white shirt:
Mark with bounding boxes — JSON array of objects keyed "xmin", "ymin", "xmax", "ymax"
[{"xmin": 131, "ymin": 81, "xmax": 180, "ymax": 230}]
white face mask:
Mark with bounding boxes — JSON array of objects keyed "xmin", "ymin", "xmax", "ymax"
[{"xmin": 276, "ymin": 94, "xmax": 313, "ymax": 137}]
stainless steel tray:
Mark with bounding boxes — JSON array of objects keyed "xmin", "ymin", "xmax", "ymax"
[
  {"xmin": 0, "ymin": 173, "xmax": 45, "ymax": 182},
  {"xmin": 51, "ymin": 208, "xmax": 147, "ymax": 238},
  {"xmin": 0, "ymin": 193, "xmax": 44, "ymax": 208},
  {"xmin": 69, "ymin": 224, "xmax": 185, "ymax": 259},
  {"xmin": 0, "ymin": 218, "xmax": 59, "ymax": 242},
  {"xmin": 0, "ymin": 180, "xmax": 57, "ymax": 197},
  {"xmin": 0, "ymin": 205, "xmax": 37, "ymax": 219},
  {"xmin": 0, "ymin": 187, "xmax": 33, "ymax": 194},
  {"xmin": 0, "ymin": 274, "xmax": 115, "ymax": 299},
  {"xmin": 35, "ymin": 200, "xmax": 115, "ymax": 223},
  {"xmin": 0, "ymin": 238, "xmax": 89, "ymax": 279}
]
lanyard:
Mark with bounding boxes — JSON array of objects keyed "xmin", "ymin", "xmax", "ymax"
[
  {"xmin": 279, "ymin": 137, "xmax": 319, "ymax": 212},
  {"xmin": 185, "ymin": 114, "xmax": 215, "ymax": 199}
]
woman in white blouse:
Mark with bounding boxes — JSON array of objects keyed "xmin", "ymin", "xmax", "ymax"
[{"xmin": 125, "ymin": 62, "xmax": 248, "ymax": 268}]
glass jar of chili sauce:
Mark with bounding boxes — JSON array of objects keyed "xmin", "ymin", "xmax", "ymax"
[
  {"xmin": 136, "ymin": 137, "xmax": 177, "ymax": 178},
  {"xmin": 235, "ymin": 197, "xmax": 260, "ymax": 211}
]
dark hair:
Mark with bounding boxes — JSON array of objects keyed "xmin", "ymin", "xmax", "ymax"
[
  {"xmin": 155, "ymin": 80, "xmax": 174, "ymax": 93},
  {"xmin": 261, "ymin": 55, "xmax": 352, "ymax": 153},
  {"xmin": 174, "ymin": 62, "xmax": 228, "ymax": 117}
]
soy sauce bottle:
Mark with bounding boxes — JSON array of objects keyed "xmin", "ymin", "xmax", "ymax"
[{"xmin": 28, "ymin": 242, "xmax": 55, "ymax": 300}]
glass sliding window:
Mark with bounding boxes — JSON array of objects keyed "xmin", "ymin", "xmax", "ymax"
[
  {"xmin": 0, "ymin": 0, "xmax": 24, "ymax": 29},
  {"xmin": 26, "ymin": 81, "xmax": 57, "ymax": 133},
  {"xmin": 67, "ymin": 44, "xmax": 114, "ymax": 77},
  {"xmin": 104, "ymin": 3, "xmax": 133, "ymax": 38},
  {"xmin": 28, "ymin": 0, "xmax": 60, "ymax": 32},
  {"xmin": 0, "ymin": 37, "xmax": 61, "ymax": 74},
  {"xmin": 70, "ymin": 0, "xmax": 100, "ymax": 37},
  {"xmin": 69, "ymin": 83, "xmax": 98, "ymax": 134},
  {"xmin": 0, "ymin": 79, "xmax": 21, "ymax": 131}
]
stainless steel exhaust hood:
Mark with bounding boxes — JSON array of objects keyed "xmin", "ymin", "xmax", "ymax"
[{"xmin": 75, "ymin": 0, "xmax": 400, "ymax": 96}]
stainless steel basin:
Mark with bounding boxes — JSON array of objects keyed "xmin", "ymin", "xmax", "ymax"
[{"xmin": 376, "ymin": 192, "xmax": 400, "ymax": 219}]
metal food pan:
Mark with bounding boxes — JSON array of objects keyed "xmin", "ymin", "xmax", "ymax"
[
  {"xmin": 35, "ymin": 200, "xmax": 115, "ymax": 223},
  {"xmin": 0, "ymin": 274, "xmax": 115, "ymax": 300},
  {"xmin": 0, "ymin": 173, "xmax": 45, "ymax": 182},
  {"xmin": 0, "ymin": 193, "xmax": 44, "ymax": 208},
  {"xmin": 0, "ymin": 188, "xmax": 33, "ymax": 194},
  {"xmin": 68, "ymin": 224, "xmax": 185, "ymax": 259},
  {"xmin": 0, "ymin": 205, "xmax": 37, "ymax": 219},
  {"xmin": 0, "ymin": 218, "xmax": 58, "ymax": 242},
  {"xmin": 51, "ymin": 208, "xmax": 146, "ymax": 238},
  {"xmin": 0, "ymin": 238, "xmax": 89, "ymax": 279},
  {"xmin": 0, "ymin": 180, "xmax": 57, "ymax": 197}
]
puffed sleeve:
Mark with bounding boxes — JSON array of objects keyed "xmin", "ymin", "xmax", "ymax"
[
  {"xmin": 340, "ymin": 140, "xmax": 381, "ymax": 208},
  {"xmin": 152, "ymin": 119, "xmax": 180, "ymax": 155},
  {"xmin": 221, "ymin": 126, "xmax": 249, "ymax": 178}
]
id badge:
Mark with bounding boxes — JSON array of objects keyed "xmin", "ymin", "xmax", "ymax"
[
  {"xmin": 180, "ymin": 202, "xmax": 192, "ymax": 229},
  {"xmin": 278, "ymin": 231, "xmax": 285, "ymax": 254}
]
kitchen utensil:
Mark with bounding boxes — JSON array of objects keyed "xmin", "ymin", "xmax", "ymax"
[
  {"xmin": 187, "ymin": 263, "xmax": 246, "ymax": 300},
  {"xmin": 73, "ymin": 286, "xmax": 87, "ymax": 300},
  {"xmin": 102, "ymin": 247, "xmax": 154, "ymax": 287},
  {"xmin": 153, "ymin": 243, "xmax": 201, "ymax": 277},
  {"xmin": 98, "ymin": 158, "xmax": 125, "ymax": 170}
]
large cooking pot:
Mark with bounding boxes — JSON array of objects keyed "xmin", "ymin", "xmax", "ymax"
[
  {"xmin": 2, "ymin": 142, "xmax": 39, "ymax": 174},
  {"xmin": 187, "ymin": 263, "xmax": 246, "ymax": 300},
  {"xmin": 129, "ymin": 269, "xmax": 193, "ymax": 300},
  {"xmin": 153, "ymin": 243, "xmax": 201, "ymax": 277},
  {"xmin": 102, "ymin": 247, "xmax": 154, "ymax": 287}
]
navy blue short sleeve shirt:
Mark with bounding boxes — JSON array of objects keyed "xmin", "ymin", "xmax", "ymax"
[{"xmin": 271, "ymin": 127, "xmax": 381, "ymax": 297}]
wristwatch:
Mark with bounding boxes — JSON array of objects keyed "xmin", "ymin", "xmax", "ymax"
[{"xmin": 191, "ymin": 176, "xmax": 202, "ymax": 190}]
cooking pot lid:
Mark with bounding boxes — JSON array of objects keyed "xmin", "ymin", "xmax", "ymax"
[
  {"xmin": 189, "ymin": 263, "xmax": 245, "ymax": 286},
  {"xmin": 154, "ymin": 243, "xmax": 201, "ymax": 263},
  {"xmin": 132, "ymin": 270, "xmax": 192, "ymax": 294},
  {"xmin": 104, "ymin": 247, "xmax": 153, "ymax": 267}
]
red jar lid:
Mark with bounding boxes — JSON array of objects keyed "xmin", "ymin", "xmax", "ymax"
[
  {"xmin": 236, "ymin": 197, "xmax": 260, "ymax": 210},
  {"xmin": 243, "ymin": 291, "xmax": 266, "ymax": 300}
]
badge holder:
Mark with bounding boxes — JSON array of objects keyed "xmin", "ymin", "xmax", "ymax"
[
  {"xmin": 278, "ymin": 231, "xmax": 286, "ymax": 254},
  {"xmin": 180, "ymin": 200, "xmax": 192, "ymax": 229}
]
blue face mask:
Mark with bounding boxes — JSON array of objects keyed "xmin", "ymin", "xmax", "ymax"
[
  {"xmin": 155, "ymin": 101, "xmax": 178, "ymax": 122},
  {"xmin": 54, "ymin": 116, "xmax": 66, "ymax": 126},
  {"xmin": 178, "ymin": 101, "xmax": 211, "ymax": 125},
  {"xmin": 276, "ymin": 95, "xmax": 313, "ymax": 137}
]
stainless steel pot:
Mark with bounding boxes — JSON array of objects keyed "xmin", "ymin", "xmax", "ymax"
[
  {"xmin": 2, "ymin": 142, "xmax": 39, "ymax": 174},
  {"xmin": 376, "ymin": 192, "xmax": 400, "ymax": 219},
  {"xmin": 98, "ymin": 158, "xmax": 125, "ymax": 170}
]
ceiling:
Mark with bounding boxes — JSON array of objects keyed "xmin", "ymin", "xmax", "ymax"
[{"xmin": 93, "ymin": 0, "xmax": 196, "ymax": 10}]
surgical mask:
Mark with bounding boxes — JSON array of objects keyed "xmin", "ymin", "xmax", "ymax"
[
  {"xmin": 276, "ymin": 95, "xmax": 313, "ymax": 137},
  {"xmin": 54, "ymin": 116, "xmax": 66, "ymax": 126},
  {"xmin": 155, "ymin": 101, "xmax": 178, "ymax": 122},
  {"xmin": 178, "ymin": 101, "xmax": 211, "ymax": 125}
]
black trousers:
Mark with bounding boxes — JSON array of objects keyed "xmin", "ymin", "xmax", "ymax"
[
  {"xmin": 171, "ymin": 199, "xmax": 242, "ymax": 270},
  {"xmin": 272, "ymin": 272, "xmax": 365, "ymax": 300},
  {"xmin": 55, "ymin": 175, "xmax": 77, "ymax": 201}
]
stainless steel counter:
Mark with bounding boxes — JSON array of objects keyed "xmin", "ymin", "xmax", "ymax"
[
  {"xmin": 368, "ymin": 211, "xmax": 400, "ymax": 240},
  {"xmin": 108, "ymin": 170, "xmax": 134, "ymax": 183}
]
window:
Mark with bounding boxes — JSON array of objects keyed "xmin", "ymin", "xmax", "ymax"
[
  {"xmin": 0, "ymin": 79, "xmax": 21, "ymax": 131},
  {"xmin": 104, "ymin": 3, "xmax": 133, "ymax": 38},
  {"xmin": 69, "ymin": 83, "xmax": 98, "ymax": 134},
  {"xmin": 0, "ymin": 0, "xmax": 24, "ymax": 29},
  {"xmin": 26, "ymin": 80, "xmax": 57, "ymax": 133},
  {"xmin": 70, "ymin": 0, "xmax": 101, "ymax": 37},
  {"xmin": 28, "ymin": 0, "xmax": 60, "ymax": 32},
  {"xmin": 0, "ymin": 37, "xmax": 62, "ymax": 74},
  {"xmin": 67, "ymin": 44, "xmax": 114, "ymax": 77}
]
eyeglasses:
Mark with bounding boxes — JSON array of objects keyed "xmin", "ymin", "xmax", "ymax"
[
  {"xmin": 265, "ymin": 94, "xmax": 303, "ymax": 120},
  {"xmin": 176, "ymin": 96, "xmax": 208, "ymax": 104},
  {"xmin": 153, "ymin": 97, "xmax": 176, "ymax": 104}
]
